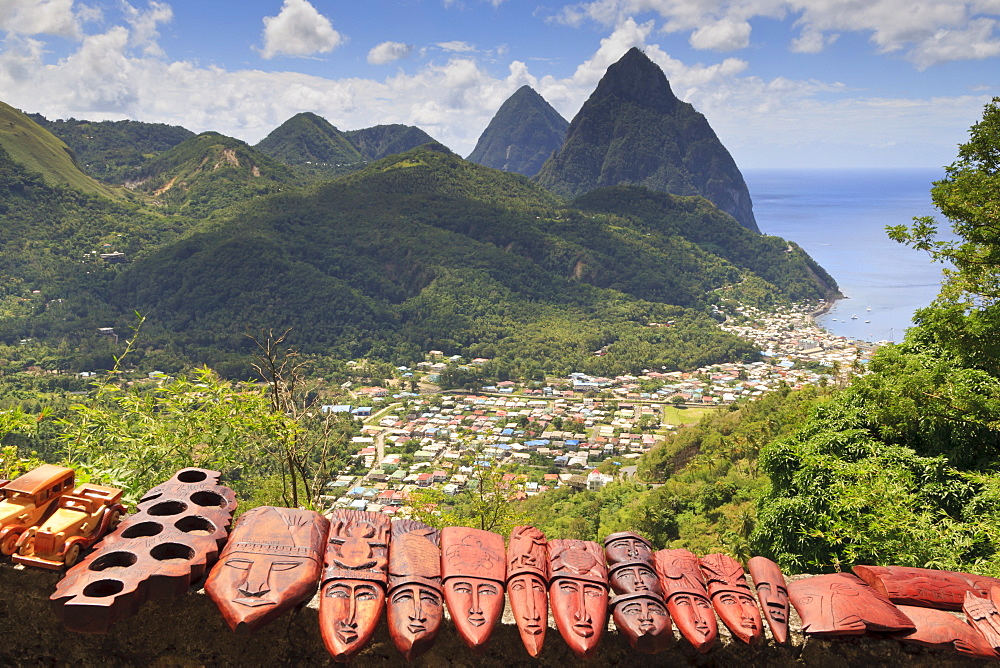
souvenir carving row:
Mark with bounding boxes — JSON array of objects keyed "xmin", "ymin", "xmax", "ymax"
[
  {"xmin": 9, "ymin": 464, "xmax": 1000, "ymax": 660},
  {"xmin": 50, "ymin": 468, "xmax": 237, "ymax": 633}
]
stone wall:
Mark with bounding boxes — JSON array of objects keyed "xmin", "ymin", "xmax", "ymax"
[{"xmin": 0, "ymin": 564, "xmax": 987, "ymax": 666}]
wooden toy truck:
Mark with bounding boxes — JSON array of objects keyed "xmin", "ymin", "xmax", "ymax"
[
  {"xmin": 0, "ymin": 464, "xmax": 76, "ymax": 556},
  {"xmin": 14, "ymin": 483, "xmax": 125, "ymax": 569}
]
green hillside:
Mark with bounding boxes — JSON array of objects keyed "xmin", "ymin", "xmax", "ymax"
[
  {"xmin": 103, "ymin": 146, "xmax": 832, "ymax": 376},
  {"xmin": 125, "ymin": 132, "xmax": 297, "ymax": 217},
  {"xmin": 0, "ymin": 102, "xmax": 113, "ymax": 198},
  {"xmin": 28, "ymin": 114, "xmax": 194, "ymax": 183}
]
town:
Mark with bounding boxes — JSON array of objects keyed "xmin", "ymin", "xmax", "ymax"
[{"xmin": 322, "ymin": 302, "xmax": 881, "ymax": 517}]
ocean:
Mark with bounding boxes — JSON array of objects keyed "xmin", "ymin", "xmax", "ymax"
[{"xmin": 743, "ymin": 168, "xmax": 947, "ymax": 343}]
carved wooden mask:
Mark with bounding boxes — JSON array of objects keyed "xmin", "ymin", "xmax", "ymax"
[
  {"xmin": 700, "ymin": 553, "xmax": 762, "ymax": 644},
  {"xmin": 386, "ymin": 519, "xmax": 442, "ymax": 661},
  {"xmin": 653, "ymin": 548, "xmax": 717, "ymax": 653},
  {"xmin": 319, "ymin": 509, "xmax": 390, "ymax": 662},
  {"xmin": 205, "ymin": 506, "xmax": 328, "ymax": 635},
  {"xmin": 611, "ymin": 592, "xmax": 673, "ymax": 654},
  {"xmin": 788, "ymin": 573, "xmax": 915, "ymax": 636},
  {"xmin": 440, "ymin": 527, "xmax": 506, "ymax": 652},
  {"xmin": 603, "ymin": 531, "xmax": 653, "ymax": 569},
  {"xmin": 747, "ymin": 556, "xmax": 789, "ymax": 644},
  {"xmin": 548, "ymin": 539, "xmax": 608, "ymax": 659},
  {"xmin": 506, "ymin": 526, "xmax": 549, "ymax": 657}
]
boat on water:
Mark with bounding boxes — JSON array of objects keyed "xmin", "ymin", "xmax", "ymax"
[
  {"xmin": 851, "ymin": 314, "xmax": 858, "ymax": 319},
  {"xmin": 866, "ymin": 306, "xmax": 872, "ymax": 311}
]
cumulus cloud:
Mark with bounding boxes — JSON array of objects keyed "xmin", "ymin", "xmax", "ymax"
[
  {"xmin": 437, "ymin": 40, "xmax": 477, "ymax": 52},
  {"xmin": 122, "ymin": 1, "xmax": 172, "ymax": 58},
  {"xmin": 368, "ymin": 41, "xmax": 413, "ymax": 65},
  {"xmin": 0, "ymin": 0, "xmax": 81, "ymax": 37},
  {"xmin": 553, "ymin": 0, "xmax": 1000, "ymax": 68},
  {"xmin": 260, "ymin": 0, "xmax": 343, "ymax": 59}
]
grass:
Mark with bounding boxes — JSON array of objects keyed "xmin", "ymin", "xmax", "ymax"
[{"xmin": 0, "ymin": 101, "xmax": 114, "ymax": 198}]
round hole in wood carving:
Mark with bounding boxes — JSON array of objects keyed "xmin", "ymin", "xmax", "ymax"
[
  {"xmin": 147, "ymin": 500, "xmax": 187, "ymax": 516},
  {"xmin": 189, "ymin": 490, "xmax": 226, "ymax": 508},
  {"xmin": 174, "ymin": 516, "xmax": 215, "ymax": 535},
  {"xmin": 83, "ymin": 579, "xmax": 125, "ymax": 598},
  {"xmin": 150, "ymin": 542, "xmax": 196, "ymax": 562},
  {"xmin": 177, "ymin": 470, "xmax": 208, "ymax": 483},
  {"xmin": 120, "ymin": 521, "xmax": 164, "ymax": 539},
  {"xmin": 90, "ymin": 551, "xmax": 139, "ymax": 571}
]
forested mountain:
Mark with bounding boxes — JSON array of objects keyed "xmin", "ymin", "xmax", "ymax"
[
  {"xmin": 28, "ymin": 114, "xmax": 194, "ymax": 183},
  {"xmin": 0, "ymin": 102, "xmax": 113, "ymax": 198},
  {"xmin": 467, "ymin": 85, "xmax": 568, "ymax": 177},
  {"xmin": 255, "ymin": 112, "xmax": 364, "ymax": 166},
  {"xmin": 536, "ymin": 48, "xmax": 759, "ymax": 233},
  {"xmin": 345, "ymin": 124, "xmax": 437, "ymax": 161},
  {"xmin": 123, "ymin": 132, "xmax": 298, "ymax": 217}
]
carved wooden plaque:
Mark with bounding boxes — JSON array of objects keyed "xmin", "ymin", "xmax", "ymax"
[
  {"xmin": 788, "ymin": 573, "xmax": 915, "ymax": 636},
  {"xmin": 653, "ymin": 548, "xmax": 717, "ymax": 653},
  {"xmin": 748, "ymin": 556, "xmax": 790, "ymax": 644},
  {"xmin": 853, "ymin": 564, "xmax": 1000, "ymax": 611},
  {"xmin": 51, "ymin": 468, "xmax": 237, "ymax": 633},
  {"xmin": 318, "ymin": 509, "xmax": 390, "ymax": 662},
  {"xmin": 895, "ymin": 604, "xmax": 998, "ymax": 659},
  {"xmin": 440, "ymin": 527, "xmax": 506, "ymax": 652},
  {"xmin": 548, "ymin": 539, "xmax": 608, "ymax": 659},
  {"xmin": 507, "ymin": 526, "xmax": 549, "ymax": 657},
  {"xmin": 700, "ymin": 553, "xmax": 762, "ymax": 644},
  {"xmin": 205, "ymin": 506, "xmax": 328, "ymax": 635},
  {"xmin": 963, "ymin": 590, "xmax": 1000, "ymax": 650},
  {"xmin": 387, "ymin": 519, "xmax": 442, "ymax": 661}
]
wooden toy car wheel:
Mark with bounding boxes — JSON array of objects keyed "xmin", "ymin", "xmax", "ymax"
[
  {"xmin": 1, "ymin": 531, "xmax": 21, "ymax": 556},
  {"xmin": 108, "ymin": 509, "xmax": 123, "ymax": 529},
  {"xmin": 64, "ymin": 542, "xmax": 82, "ymax": 568}
]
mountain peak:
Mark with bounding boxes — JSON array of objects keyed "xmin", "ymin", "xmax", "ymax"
[
  {"xmin": 467, "ymin": 85, "xmax": 568, "ymax": 177},
  {"xmin": 593, "ymin": 48, "xmax": 677, "ymax": 114},
  {"xmin": 535, "ymin": 49, "xmax": 759, "ymax": 232}
]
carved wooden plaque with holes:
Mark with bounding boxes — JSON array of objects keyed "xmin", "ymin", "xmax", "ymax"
[
  {"xmin": 205, "ymin": 506, "xmax": 328, "ymax": 635},
  {"xmin": 318, "ymin": 509, "xmax": 390, "ymax": 662},
  {"xmin": 748, "ymin": 556, "xmax": 790, "ymax": 644},
  {"xmin": 653, "ymin": 548, "xmax": 717, "ymax": 653},
  {"xmin": 50, "ymin": 468, "xmax": 237, "ymax": 633},
  {"xmin": 700, "ymin": 553, "xmax": 762, "ymax": 645},
  {"xmin": 548, "ymin": 539, "xmax": 608, "ymax": 659},
  {"xmin": 853, "ymin": 564, "xmax": 1000, "ymax": 611},
  {"xmin": 507, "ymin": 526, "xmax": 549, "ymax": 657},
  {"xmin": 440, "ymin": 527, "xmax": 506, "ymax": 653},
  {"xmin": 788, "ymin": 573, "xmax": 915, "ymax": 636},
  {"xmin": 387, "ymin": 519, "xmax": 442, "ymax": 661}
]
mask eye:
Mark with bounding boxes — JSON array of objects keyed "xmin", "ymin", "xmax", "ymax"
[{"xmin": 226, "ymin": 558, "xmax": 252, "ymax": 570}]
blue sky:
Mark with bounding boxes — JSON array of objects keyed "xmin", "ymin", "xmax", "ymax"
[{"xmin": 1, "ymin": 0, "xmax": 998, "ymax": 168}]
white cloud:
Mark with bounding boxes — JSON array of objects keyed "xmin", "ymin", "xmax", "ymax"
[
  {"xmin": 0, "ymin": 0, "xmax": 80, "ymax": 37},
  {"xmin": 260, "ymin": 0, "xmax": 343, "ymax": 60},
  {"xmin": 553, "ymin": 0, "xmax": 1000, "ymax": 67},
  {"xmin": 122, "ymin": 1, "xmax": 172, "ymax": 58},
  {"xmin": 0, "ymin": 10, "xmax": 990, "ymax": 168},
  {"xmin": 437, "ymin": 40, "xmax": 477, "ymax": 52},
  {"xmin": 689, "ymin": 19, "xmax": 751, "ymax": 51},
  {"xmin": 368, "ymin": 41, "xmax": 413, "ymax": 65}
]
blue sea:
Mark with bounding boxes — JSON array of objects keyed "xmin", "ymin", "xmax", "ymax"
[{"xmin": 743, "ymin": 168, "xmax": 947, "ymax": 343}]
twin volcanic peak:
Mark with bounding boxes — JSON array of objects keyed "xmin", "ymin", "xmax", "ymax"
[
  {"xmin": 534, "ymin": 47, "xmax": 760, "ymax": 233},
  {"xmin": 466, "ymin": 85, "xmax": 569, "ymax": 177}
]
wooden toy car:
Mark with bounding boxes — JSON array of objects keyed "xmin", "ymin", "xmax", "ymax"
[
  {"xmin": 13, "ymin": 483, "xmax": 125, "ymax": 569},
  {"xmin": 0, "ymin": 464, "xmax": 75, "ymax": 556}
]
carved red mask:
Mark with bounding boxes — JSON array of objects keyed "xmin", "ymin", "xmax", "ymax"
[
  {"xmin": 507, "ymin": 526, "xmax": 549, "ymax": 657},
  {"xmin": 548, "ymin": 539, "xmax": 608, "ymax": 659},
  {"xmin": 440, "ymin": 527, "xmax": 506, "ymax": 652},
  {"xmin": 611, "ymin": 592, "xmax": 673, "ymax": 654}
]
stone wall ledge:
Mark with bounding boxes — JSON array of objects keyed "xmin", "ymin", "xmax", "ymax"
[{"xmin": 0, "ymin": 565, "xmax": 989, "ymax": 666}]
